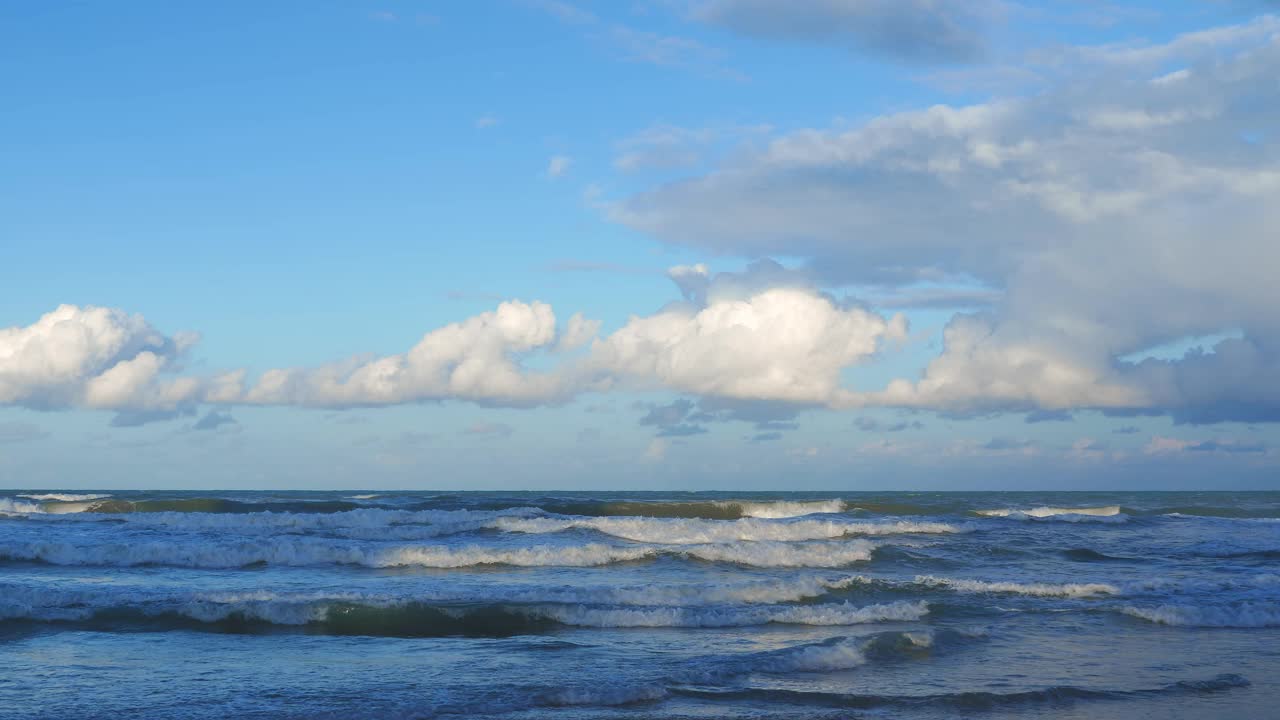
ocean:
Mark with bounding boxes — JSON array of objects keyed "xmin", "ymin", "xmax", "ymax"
[{"xmin": 1, "ymin": 490, "xmax": 1277, "ymax": 719}]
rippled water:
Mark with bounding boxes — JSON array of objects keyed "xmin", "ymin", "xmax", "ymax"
[{"xmin": 1, "ymin": 490, "xmax": 1277, "ymax": 719}]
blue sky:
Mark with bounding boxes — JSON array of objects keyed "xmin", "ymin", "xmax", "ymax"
[{"xmin": 2, "ymin": 0, "xmax": 1278, "ymax": 489}]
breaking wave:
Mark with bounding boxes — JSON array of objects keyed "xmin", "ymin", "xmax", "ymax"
[
  {"xmin": 538, "ymin": 499, "xmax": 847, "ymax": 520},
  {"xmin": 16, "ymin": 493, "xmax": 112, "ymax": 502},
  {"xmin": 489, "ymin": 516, "xmax": 960, "ymax": 544},
  {"xmin": 1120, "ymin": 602, "xmax": 1280, "ymax": 628},
  {"xmin": 975, "ymin": 506, "xmax": 1128, "ymax": 523},
  {"xmin": 914, "ymin": 575, "xmax": 1119, "ymax": 598},
  {"xmin": 0, "ymin": 537, "xmax": 881, "ymax": 569},
  {"xmin": 0, "ymin": 585, "xmax": 928, "ymax": 635}
]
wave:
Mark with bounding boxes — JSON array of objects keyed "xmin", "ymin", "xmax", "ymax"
[
  {"xmin": 0, "ymin": 539, "xmax": 654, "ymax": 569},
  {"xmin": 1061, "ymin": 547, "xmax": 1134, "ymax": 562},
  {"xmin": 489, "ymin": 516, "xmax": 961, "ymax": 545},
  {"xmin": 681, "ymin": 540, "xmax": 877, "ymax": 568},
  {"xmin": 1, "ymin": 588, "xmax": 928, "ymax": 635},
  {"xmin": 0, "ymin": 576, "xmax": 866, "ymax": 627},
  {"xmin": 0, "ymin": 536, "xmax": 882, "ymax": 569},
  {"xmin": 1120, "ymin": 602, "xmax": 1280, "ymax": 628},
  {"xmin": 0, "ymin": 498, "xmax": 44, "ymax": 514},
  {"xmin": 914, "ymin": 575, "xmax": 1119, "ymax": 598},
  {"xmin": 539, "ymin": 499, "xmax": 847, "ymax": 520},
  {"xmin": 539, "ymin": 600, "xmax": 928, "ymax": 628},
  {"xmin": 671, "ymin": 674, "xmax": 1250, "ymax": 711},
  {"xmin": 537, "ymin": 683, "xmax": 669, "ymax": 708},
  {"xmin": 975, "ymin": 505, "xmax": 1128, "ymax": 523},
  {"xmin": 16, "ymin": 493, "xmax": 112, "ymax": 502},
  {"xmin": 1157, "ymin": 506, "xmax": 1280, "ymax": 519}
]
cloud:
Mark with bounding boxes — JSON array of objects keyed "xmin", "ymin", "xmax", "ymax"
[
  {"xmin": 611, "ymin": 18, "xmax": 1280, "ymax": 423},
  {"xmin": 690, "ymin": 0, "xmax": 993, "ymax": 64},
  {"xmin": 750, "ymin": 431, "xmax": 783, "ymax": 443},
  {"xmin": 0, "ymin": 305, "xmax": 221, "ymax": 418},
  {"xmin": 1113, "ymin": 425, "xmax": 1141, "ymax": 434},
  {"xmin": 533, "ymin": 1, "xmax": 733, "ymax": 76},
  {"xmin": 557, "ymin": 313, "xmax": 601, "ymax": 351},
  {"xmin": 192, "ymin": 411, "xmax": 238, "ymax": 432},
  {"xmin": 657, "ymin": 423, "xmax": 708, "ymax": 437},
  {"xmin": 547, "ymin": 155, "xmax": 572, "ymax": 178},
  {"xmin": 588, "ymin": 284, "xmax": 906, "ymax": 405},
  {"xmin": 1145, "ymin": 435, "xmax": 1268, "ymax": 455},
  {"xmin": 475, "ymin": 114, "xmax": 500, "ymax": 129},
  {"xmin": 613, "ymin": 123, "xmax": 772, "ymax": 173},
  {"xmin": 242, "ymin": 300, "xmax": 571, "ymax": 408},
  {"xmin": 854, "ymin": 417, "xmax": 924, "ymax": 432},
  {"xmin": 1026, "ymin": 409, "xmax": 1073, "ymax": 423},
  {"xmin": 639, "ymin": 398, "xmax": 697, "ymax": 428},
  {"xmin": 0, "ymin": 421, "xmax": 48, "ymax": 444}
]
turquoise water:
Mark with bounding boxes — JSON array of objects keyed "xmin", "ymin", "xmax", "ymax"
[{"xmin": 1, "ymin": 490, "xmax": 1277, "ymax": 718}]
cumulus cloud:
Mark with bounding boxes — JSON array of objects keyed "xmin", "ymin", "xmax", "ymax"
[
  {"xmin": 0, "ymin": 305, "xmax": 215, "ymax": 417},
  {"xmin": 243, "ymin": 300, "xmax": 570, "ymax": 408},
  {"xmin": 587, "ymin": 284, "xmax": 906, "ymax": 405},
  {"xmin": 612, "ymin": 17, "xmax": 1280, "ymax": 423},
  {"xmin": 690, "ymin": 0, "xmax": 993, "ymax": 64}
]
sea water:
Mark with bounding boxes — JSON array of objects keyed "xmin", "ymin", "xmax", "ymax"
[{"xmin": 1, "ymin": 490, "xmax": 1277, "ymax": 719}]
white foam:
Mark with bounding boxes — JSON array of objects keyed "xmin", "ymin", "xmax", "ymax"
[
  {"xmin": 681, "ymin": 540, "xmax": 877, "ymax": 567},
  {"xmin": 0, "ymin": 498, "xmax": 45, "ymax": 514},
  {"xmin": 490, "ymin": 516, "xmax": 960, "ymax": 545},
  {"xmin": 977, "ymin": 504, "xmax": 1121, "ymax": 515},
  {"xmin": 733, "ymin": 499, "xmax": 848, "ymax": 518},
  {"xmin": 61, "ymin": 507, "xmax": 542, "ymax": 539},
  {"xmin": 915, "ymin": 575, "xmax": 1119, "ymax": 598},
  {"xmin": 16, "ymin": 493, "xmax": 112, "ymax": 502},
  {"xmin": 1120, "ymin": 602, "xmax": 1280, "ymax": 628},
  {"xmin": 0, "ymin": 538, "xmax": 657, "ymax": 569},
  {"xmin": 756, "ymin": 639, "xmax": 868, "ymax": 673},
  {"xmin": 538, "ymin": 600, "xmax": 928, "ymax": 628},
  {"xmin": 374, "ymin": 544, "xmax": 656, "ymax": 568}
]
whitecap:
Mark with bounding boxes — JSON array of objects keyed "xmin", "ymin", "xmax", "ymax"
[{"xmin": 1120, "ymin": 602, "xmax": 1280, "ymax": 628}]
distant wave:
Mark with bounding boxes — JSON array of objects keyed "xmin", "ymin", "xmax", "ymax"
[
  {"xmin": 0, "ymin": 576, "xmax": 866, "ymax": 627},
  {"xmin": 671, "ymin": 674, "xmax": 1250, "ymax": 711},
  {"xmin": 489, "ymin": 516, "xmax": 962, "ymax": 544},
  {"xmin": 538, "ymin": 499, "xmax": 847, "ymax": 520},
  {"xmin": 914, "ymin": 575, "xmax": 1120, "ymax": 598},
  {"xmin": 16, "ymin": 493, "xmax": 112, "ymax": 502},
  {"xmin": 0, "ymin": 588, "xmax": 927, "ymax": 634},
  {"xmin": 975, "ymin": 506, "xmax": 1129, "ymax": 523},
  {"xmin": 0, "ymin": 537, "xmax": 881, "ymax": 569},
  {"xmin": 1120, "ymin": 602, "xmax": 1280, "ymax": 628}
]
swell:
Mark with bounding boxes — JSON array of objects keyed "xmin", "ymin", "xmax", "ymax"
[
  {"xmin": 0, "ymin": 538, "xmax": 880, "ymax": 569},
  {"xmin": 538, "ymin": 499, "xmax": 848, "ymax": 520},
  {"xmin": 489, "ymin": 516, "xmax": 962, "ymax": 544},
  {"xmin": 0, "ymin": 597, "xmax": 929, "ymax": 636},
  {"xmin": 671, "ymin": 674, "xmax": 1250, "ymax": 710},
  {"xmin": 1119, "ymin": 602, "xmax": 1280, "ymax": 628}
]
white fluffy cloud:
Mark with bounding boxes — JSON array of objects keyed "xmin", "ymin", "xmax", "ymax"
[
  {"xmin": 612, "ymin": 17, "xmax": 1280, "ymax": 422},
  {"xmin": 243, "ymin": 300, "xmax": 569, "ymax": 408},
  {"xmin": 0, "ymin": 305, "xmax": 207, "ymax": 413},
  {"xmin": 587, "ymin": 282, "xmax": 905, "ymax": 405}
]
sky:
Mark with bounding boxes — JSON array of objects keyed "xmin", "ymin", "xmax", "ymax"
[{"xmin": 2, "ymin": 0, "xmax": 1279, "ymax": 490}]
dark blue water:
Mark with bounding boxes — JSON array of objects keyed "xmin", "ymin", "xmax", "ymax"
[{"xmin": 1, "ymin": 491, "xmax": 1277, "ymax": 719}]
